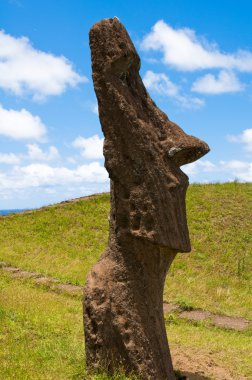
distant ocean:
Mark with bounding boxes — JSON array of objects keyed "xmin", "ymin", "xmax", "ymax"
[{"xmin": 0, "ymin": 209, "xmax": 27, "ymax": 216}]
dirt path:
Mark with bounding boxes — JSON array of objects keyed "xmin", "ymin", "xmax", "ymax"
[
  {"xmin": 163, "ymin": 303, "xmax": 250, "ymax": 331},
  {"xmin": 172, "ymin": 345, "xmax": 247, "ymax": 380},
  {"xmin": 1, "ymin": 261, "xmax": 250, "ymax": 380},
  {"xmin": 1, "ymin": 261, "xmax": 250, "ymax": 333}
]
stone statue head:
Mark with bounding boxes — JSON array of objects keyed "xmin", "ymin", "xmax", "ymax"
[{"xmin": 90, "ymin": 17, "xmax": 209, "ymax": 252}]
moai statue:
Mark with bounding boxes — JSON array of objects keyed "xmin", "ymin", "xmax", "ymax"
[{"xmin": 84, "ymin": 17, "xmax": 209, "ymax": 380}]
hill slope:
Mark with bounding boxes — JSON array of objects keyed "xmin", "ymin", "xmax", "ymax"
[
  {"xmin": 0, "ymin": 183, "xmax": 251, "ymax": 318},
  {"xmin": 1, "ymin": 183, "xmax": 252, "ymax": 380}
]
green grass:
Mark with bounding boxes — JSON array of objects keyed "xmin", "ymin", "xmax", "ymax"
[
  {"xmin": 166, "ymin": 314, "xmax": 252, "ymax": 379},
  {"xmin": 0, "ymin": 183, "xmax": 251, "ymax": 378},
  {"xmin": 0, "ymin": 271, "xmax": 85, "ymax": 380},
  {"xmin": 166, "ymin": 182, "xmax": 252, "ymax": 319},
  {"xmin": 0, "ymin": 184, "xmax": 251, "ymax": 318},
  {"xmin": 0, "ymin": 271, "xmax": 134, "ymax": 380},
  {"xmin": 0, "ymin": 193, "xmax": 110, "ymax": 286},
  {"xmin": 1, "ymin": 271, "xmax": 251, "ymax": 379}
]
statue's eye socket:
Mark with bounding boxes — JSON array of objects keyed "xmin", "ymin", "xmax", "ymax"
[
  {"xmin": 119, "ymin": 72, "xmax": 125, "ymax": 80},
  {"xmin": 119, "ymin": 72, "xmax": 128, "ymax": 84}
]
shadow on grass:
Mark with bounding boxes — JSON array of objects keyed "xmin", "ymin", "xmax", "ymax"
[{"xmin": 179, "ymin": 371, "xmax": 211, "ymax": 380}]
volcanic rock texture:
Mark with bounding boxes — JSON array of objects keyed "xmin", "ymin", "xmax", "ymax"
[{"xmin": 84, "ymin": 17, "xmax": 209, "ymax": 380}]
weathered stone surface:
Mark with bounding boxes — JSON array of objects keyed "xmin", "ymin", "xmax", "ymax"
[{"xmin": 84, "ymin": 17, "xmax": 209, "ymax": 380}]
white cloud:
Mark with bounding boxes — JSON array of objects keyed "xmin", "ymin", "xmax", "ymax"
[
  {"xmin": 227, "ymin": 128, "xmax": 252, "ymax": 153},
  {"xmin": 219, "ymin": 160, "xmax": 249, "ymax": 170},
  {"xmin": 27, "ymin": 144, "xmax": 59, "ymax": 161},
  {"xmin": 183, "ymin": 160, "xmax": 216, "ymax": 175},
  {"xmin": 91, "ymin": 103, "xmax": 99, "ymax": 115},
  {"xmin": 0, "ymin": 162, "xmax": 108, "ymax": 194},
  {"xmin": 175, "ymin": 94, "xmax": 204, "ymax": 109},
  {"xmin": 67, "ymin": 157, "xmax": 77, "ymax": 164},
  {"xmin": 0, "ymin": 30, "xmax": 87, "ymax": 100},
  {"xmin": 183, "ymin": 158, "xmax": 252, "ymax": 182},
  {"xmin": 72, "ymin": 135, "xmax": 104, "ymax": 159},
  {"xmin": 45, "ymin": 188, "xmax": 57, "ymax": 194},
  {"xmin": 0, "ymin": 105, "xmax": 46, "ymax": 140},
  {"xmin": 192, "ymin": 70, "xmax": 244, "ymax": 94},
  {"xmin": 143, "ymin": 70, "xmax": 178, "ymax": 96},
  {"xmin": 0, "ymin": 152, "xmax": 20, "ymax": 165},
  {"xmin": 234, "ymin": 163, "xmax": 252, "ymax": 181},
  {"xmin": 141, "ymin": 20, "xmax": 252, "ymax": 72},
  {"xmin": 143, "ymin": 70, "xmax": 204, "ymax": 109},
  {"xmin": 0, "ymin": 144, "xmax": 59, "ymax": 166}
]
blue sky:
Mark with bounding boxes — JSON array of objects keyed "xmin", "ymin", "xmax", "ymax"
[{"xmin": 1, "ymin": 0, "xmax": 252, "ymax": 209}]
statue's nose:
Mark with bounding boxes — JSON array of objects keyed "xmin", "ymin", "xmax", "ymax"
[{"xmin": 167, "ymin": 135, "xmax": 210, "ymax": 166}]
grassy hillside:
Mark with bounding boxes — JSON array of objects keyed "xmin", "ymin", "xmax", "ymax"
[
  {"xmin": 0, "ymin": 183, "xmax": 252, "ymax": 379},
  {"xmin": 1, "ymin": 270, "xmax": 251, "ymax": 380},
  {"xmin": 0, "ymin": 183, "xmax": 251, "ymax": 318}
]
